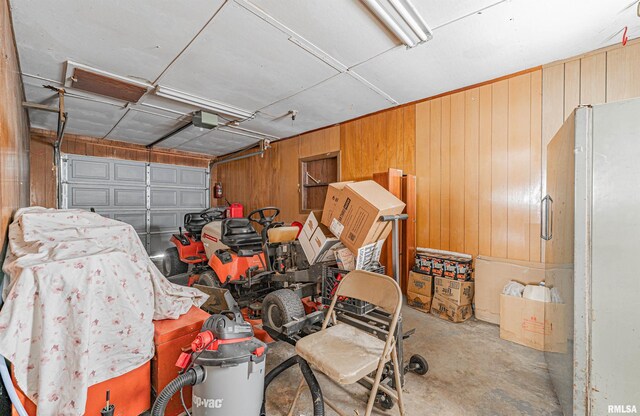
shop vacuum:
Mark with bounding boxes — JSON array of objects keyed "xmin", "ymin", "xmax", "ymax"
[{"xmin": 151, "ymin": 305, "xmax": 324, "ymax": 416}]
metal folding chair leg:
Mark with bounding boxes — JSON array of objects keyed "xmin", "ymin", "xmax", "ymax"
[
  {"xmin": 391, "ymin": 347, "xmax": 405, "ymax": 415},
  {"xmin": 287, "ymin": 378, "xmax": 306, "ymax": 416}
]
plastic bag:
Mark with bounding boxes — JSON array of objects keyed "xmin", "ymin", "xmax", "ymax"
[
  {"xmin": 550, "ymin": 287, "xmax": 563, "ymax": 303},
  {"xmin": 502, "ymin": 280, "xmax": 525, "ymax": 297}
]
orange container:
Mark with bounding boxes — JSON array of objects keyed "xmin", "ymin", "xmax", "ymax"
[
  {"xmin": 12, "ymin": 361, "xmax": 151, "ymax": 416},
  {"xmin": 152, "ymin": 306, "xmax": 210, "ymax": 416}
]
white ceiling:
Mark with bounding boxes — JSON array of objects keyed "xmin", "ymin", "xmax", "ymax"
[{"xmin": 11, "ymin": 0, "xmax": 640, "ymax": 156}]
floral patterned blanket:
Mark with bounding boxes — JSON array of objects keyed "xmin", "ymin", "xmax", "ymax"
[{"xmin": 0, "ymin": 207, "xmax": 206, "ymax": 415}]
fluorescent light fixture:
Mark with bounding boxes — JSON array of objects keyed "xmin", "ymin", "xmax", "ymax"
[
  {"xmin": 154, "ymin": 85, "xmax": 255, "ymax": 120},
  {"xmin": 362, "ymin": 0, "xmax": 433, "ymax": 48}
]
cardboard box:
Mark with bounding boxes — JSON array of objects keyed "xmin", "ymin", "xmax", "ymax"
[
  {"xmin": 322, "ymin": 180, "xmax": 405, "ymax": 254},
  {"xmin": 302, "ymin": 210, "xmax": 322, "ymax": 240},
  {"xmin": 434, "ymin": 276, "xmax": 474, "ymax": 306},
  {"xmin": 299, "ymin": 212, "xmax": 339, "ymax": 264},
  {"xmin": 407, "ymin": 271, "xmax": 433, "ymax": 297},
  {"xmin": 430, "ymin": 295, "xmax": 473, "ymax": 323},
  {"xmin": 415, "ymin": 250, "xmax": 472, "ymax": 280},
  {"xmin": 474, "ymin": 256, "xmax": 545, "ymax": 324},
  {"xmin": 321, "ymin": 181, "xmax": 354, "ymax": 227},
  {"xmin": 333, "ymin": 240, "xmax": 383, "ymax": 271},
  {"xmin": 407, "ymin": 291, "xmax": 432, "ymax": 313},
  {"xmin": 499, "ymin": 294, "xmax": 566, "ymax": 352}
]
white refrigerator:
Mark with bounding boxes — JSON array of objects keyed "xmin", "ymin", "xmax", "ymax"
[{"xmin": 543, "ymin": 98, "xmax": 640, "ymax": 415}]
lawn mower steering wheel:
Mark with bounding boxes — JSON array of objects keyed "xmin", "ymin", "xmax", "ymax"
[
  {"xmin": 199, "ymin": 207, "xmax": 221, "ymax": 222},
  {"xmin": 247, "ymin": 207, "xmax": 280, "ymax": 227}
]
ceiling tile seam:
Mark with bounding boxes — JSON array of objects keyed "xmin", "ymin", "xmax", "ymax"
[
  {"xmin": 152, "ymin": 0, "xmax": 229, "ymax": 85},
  {"xmin": 233, "ymin": 0, "xmax": 399, "ymax": 105},
  {"xmin": 254, "ymin": 73, "xmax": 343, "ymax": 117},
  {"xmin": 430, "ymin": 0, "xmax": 509, "ymax": 31},
  {"xmin": 102, "ymin": 109, "xmax": 132, "ymax": 140}
]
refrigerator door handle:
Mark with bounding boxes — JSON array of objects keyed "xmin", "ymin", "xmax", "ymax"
[
  {"xmin": 548, "ymin": 196, "xmax": 553, "ymax": 240},
  {"xmin": 541, "ymin": 195, "xmax": 553, "ymax": 240}
]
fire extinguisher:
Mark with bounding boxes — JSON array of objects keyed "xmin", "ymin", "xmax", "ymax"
[{"xmin": 213, "ymin": 182, "xmax": 223, "ymax": 199}]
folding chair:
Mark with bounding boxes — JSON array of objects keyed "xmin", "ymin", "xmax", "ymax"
[{"xmin": 289, "ymin": 270, "xmax": 405, "ymax": 416}]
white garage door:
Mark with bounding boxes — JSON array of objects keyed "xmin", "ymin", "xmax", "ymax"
[{"xmin": 60, "ymin": 154, "xmax": 209, "ymax": 256}]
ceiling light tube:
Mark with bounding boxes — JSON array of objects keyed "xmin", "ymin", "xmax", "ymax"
[
  {"xmin": 361, "ymin": 0, "xmax": 417, "ymax": 47},
  {"xmin": 388, "ymin": 0, "xmax": 429, "ymax": 42},
  {"xmin": 154, "ymin": 86, "xmax": 254, "ymax": 120},
  {"xmin": 401, "ymin": 0, "xmax": 433, "ymax": 40}
]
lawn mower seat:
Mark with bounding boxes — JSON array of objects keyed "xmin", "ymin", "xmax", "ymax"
[
  {"xmin": 183, "ymin": 213, "xmax": 209, "ymax": 240},
  {"xmin": 220, "ymin": 218, "xmax": 263, "ymax": 256}
]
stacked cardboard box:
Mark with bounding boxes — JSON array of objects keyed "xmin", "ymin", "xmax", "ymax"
[
  {"xmin": 406, "ymin": 271, "xmax": 433, "ymax": 313},
  {"xmin": 430, "ymin": 277, "xmax": 474, "ymax": 323},
  {"xmin": 320, "ymin": 180, "xmax": 405, "ymax": 270},
  {"xmin": 413, "ymin": 249, "xmax": 474, "ymax": 322},
  {"xmin": 299, "ymin": 211, "xmax": 340, "ymax": 264}
]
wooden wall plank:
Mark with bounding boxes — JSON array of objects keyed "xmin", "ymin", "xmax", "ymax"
[
  {"xmin": 403, "ymin": 106, "xmax": 416, "ymax": 176},
  {"xmin": 606, "ymin": 42, "xmax": 640, "ymax": 102},
  {"xmin": 507, "ymin": 74, "xmax": 531, "ymax": 261},
  {"xmin": 340, "ymin": 119, "xmax": 361, "ymax": 181},
  {"xmin": 464, "ymin": 89, "xmax": 480, "ymax": 257},
  {"xmin": 415, "ymin": 101, "xmax": 430, "ymax": 247},
  {"xmin": 478, "ymin": 85, "xmax": 492, "ymax": 256},
  {"xmin": 1, "ymin": 0, "xmax": 31, "ymax": 250},
  {"xmin": 580, "ymin": 52, "xmax": 606, "ymax": 105},
  {"xmin": 564, "ymin": 60, "xmax": 581, "ymax": 118},
  {"xmin": 449, "ymin": 92, "xmax": 465, "ymax": 253},
  {"xmin": 542, "ymin": 64, "xmax": 565, "ymax": 149},
  {"xmin": 529, "ymin": 71, "xmax": 542, "ymax": 262},
  {"xmin": 491, "ymin": 79, "xmax": 509, "ymax": 258},
  {"xmin": 440, "ymin": 96, "xmax": 451, "ymax": 251},
  {"xmin": 428, "ymin": 99, "xmax": 441, "ymax": 248}
]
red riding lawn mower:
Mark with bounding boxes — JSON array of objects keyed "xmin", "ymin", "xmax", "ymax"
[{"xmin": 161, "ymin": 206, "xmax": 324, "ymax": 339}]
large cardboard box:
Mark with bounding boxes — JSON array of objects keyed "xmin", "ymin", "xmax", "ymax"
[
  {"xmin": 474, "ymin": 256, "xmax": 545, "ymax": 324},
  {"xmin": 499, "ymin": 294, "xmax": 566, "ymax": 352},
  {"xmin": 430, "ymin": 295, "xmax": 473, "ymax": 323},
  {"xmin": 407, "ymin": 271, "xmax": 433, "ymax": 297},
  {"xmin": 321, "ymin": 181, "xmax": 353, "ymax": 227},
  {"xmin": 322, "ymin": 180, "xmax": 406, "ymax": 254},
  {"xmin": 300, "ymin": 212, "xmax": 339, "ymax": 264},
  {"xmin": 299, "ymin": 222, "xmax": 339, "ymax": 264},
  {"xmin": 407, "ymin": 291, "xmax": 432, "ymax": 313},
  {"xmin": 434, "ymin": 276, "xmax": 474, "ymax": 306}
]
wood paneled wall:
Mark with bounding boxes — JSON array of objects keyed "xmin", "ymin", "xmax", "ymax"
[
  {"xmin": 340, "ymin": 106, "xmax": 416, "ymax": 180},
  {"xmin": 30, "ymin": 129, "xmax": 212, "ymax": 208},
  {"xmin": 1, "ymin": 0, "xmax": 30, "ymax": 253},
  {"xmin": 415, "ymin": 70, "xmax": 543, "ymax": 262},
  {"xmin": 216, "ymin": 126, "xmax": 340, "ymax": 224},
  {"xmin": 542, "ymin": 40, "xmax": 640, "ymax": 192}
]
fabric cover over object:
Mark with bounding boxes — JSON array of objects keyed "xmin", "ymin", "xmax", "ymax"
[{"xmin": 0, "ymin": 208, "xmax": 206, "ymax": 415}]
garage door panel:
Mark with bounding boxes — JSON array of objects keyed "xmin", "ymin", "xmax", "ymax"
[
  {"xmin": 151, "ymin": 189, "xmax": 178, "ymax": 208},
  {"xmin": 150, "ymin": 211, "xmax": 180, "ymax": 233},
  {"xmin": 180, "ymin": 169, "xmax": 207, "ymax": 187},
  {"xmin": 114, "ymin": 162, "xmax": 147, "ymax": 184},
  {"xmin": 179, "ymin": 190, "xmax": 206, "ymax": 208},
  {"xmin": 62, "ymin": 154, "xmax": 208, "ymax": 256},
  {"xmin": 70, "ymin": 187, "xmax": 110, "ymax": 207},
  {"xmin": 150, "ymin": 232, "xmax": 174, "ymax": 256},
  {"xmin": 150, "ymin": 165, "xmax": 179, "ymax": 186},
  {"xmin": 114, "ymin": 188, "xmax": 147, "ymax": 207},
  {"xmin": 70, "ymin": 159, "xmax": 110, "ymax": 182},
  {"xmin": 112, "ymin": 211, "xmax": 147, "ymax": 233}
]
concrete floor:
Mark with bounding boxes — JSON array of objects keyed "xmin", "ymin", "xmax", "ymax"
[{"xmin": 264, "ymin": 306, "xmax": 562, "ymax": 416}]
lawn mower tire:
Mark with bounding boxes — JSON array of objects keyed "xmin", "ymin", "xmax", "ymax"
[
  {"xmin": 197, "ymin": 270, "xmax": 219, "ymax": 287},
  {"xmin": 262, "ymin": 289, "xmax": 305, "ymax": 332},
  {"xmin": 162, "ymin": 247, "xmax": 188, "ymax": 277}
]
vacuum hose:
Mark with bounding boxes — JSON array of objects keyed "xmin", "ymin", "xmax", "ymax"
[
  {"xmin": 151, "ymin": 366, "xmax": 203, "ymax": 416},
  {"xmin": 261, "ymin": 355, "xmax": 324, "ymax": 416}
]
